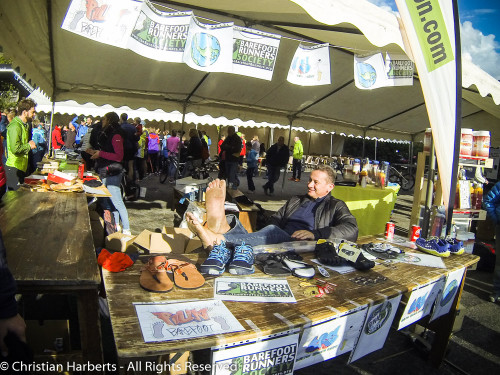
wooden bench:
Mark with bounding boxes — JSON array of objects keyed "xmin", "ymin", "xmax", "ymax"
[{"xmin": 226, "ymin": 188, "xmax": 260, "ymax": 232}]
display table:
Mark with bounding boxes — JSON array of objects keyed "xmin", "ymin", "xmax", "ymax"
[
  {"xmin": 0, "ymin": 191, "xmax": 102, "ymax": 364},
  {"xmin": 102, "ymin": 238, "xmax": 477, "ymax": 371},
  {"xmin": 333, "ymin": 185, "xmax": 400, "ymax": 237}
]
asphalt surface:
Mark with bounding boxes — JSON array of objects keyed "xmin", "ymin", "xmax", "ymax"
[{"xmin": 118, "ymin": 169, "xmax": 500, "ymax": 375}]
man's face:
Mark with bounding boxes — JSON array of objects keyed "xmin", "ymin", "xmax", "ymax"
[
  {"xmin": 277, "ymin": 137, "xmax": 284, "ymax": 146},
  {"xmin": 25, "ymin": 107, "xmax": 36, "ymax": 121},
  {"xmin": 307, "ymin": 170, "xmax": 334, "ymax": 199}
]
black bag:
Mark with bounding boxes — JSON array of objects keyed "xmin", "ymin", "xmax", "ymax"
[
  {"xmin": 473, "ymin": 242, "xmax": 496, "ymax": 272},
  {"xmin": 100, "ymin": 162, "xmax": 124, "ymax": 178}
]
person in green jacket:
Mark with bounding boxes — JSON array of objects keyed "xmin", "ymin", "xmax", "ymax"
[
  {"xmin": 290, "ymin": 136, "xmax": 303, "ymax": 182},
  {"xmin": 5, "ymin": 98, "xmax": 36, "ymax": 190}
]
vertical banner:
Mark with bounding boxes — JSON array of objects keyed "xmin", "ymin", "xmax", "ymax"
[
  {"xmin": 385, "ymin": 53, "xmax": 415, "ymax": 86},
  {"xmin": 349, "ymin": 295, "xmax": 402, "ymax": 363},
  {"xmin": 294, "ymin": 308, "xmax": 366, "ymax": 370},
  {"xmin": 398, "ymin": 279, "xmax": 445, "ymax": 330},
  {"xmin": 183, "ymin": 17, "xmax": 234, "ymax": 72},
  {"xmin": 396, "ymin": 0, "xmax": 459, "ymax": 213},
  {"xmin": 430, "ymin": 267, "xmax": 466, "ymax": 322},
  {"xmin": 212, "ymin": 334, "xmax": 299, "ymax": 375},
  {"xmin": 287, "ymin": 43, "xmax": 331, "ymax": 86},
  {"xmin": 353, "ymin": 53, "xmax": 387, "ymax": 90},
  {"xmin": 128, "ymin": 0, "xmax": 191, "ymax": 62},
  {"xmin": 232, "ymin": 27, "xmax": 281, "ymax": 81},
  {"xmin": 61, "ymin": 0, "xmax": 141, "ymax": 48}
]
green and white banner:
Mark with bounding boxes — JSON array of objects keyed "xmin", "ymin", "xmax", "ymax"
[
  {"xmin": 183, "ymin": 17, "xmax": 234, "ymax": 72},
  {"xmin": 396, "ymin": 0, "xmax": 458, "ymax": 212},
  {"xmin": 128, "ymin": 0, "xmax": 191, "ymax": 62},
  {"xmin": 61, "ymin": 0, "xmax": 141, "ymax": 48},
  {"xmin": 287, "ymin": 43, "xmax": 331, "ymax": 86},
  {"xmin": 233, "ymin": 26, "xmax": 281, "ymax": 81},
  {"xmin": 212, "ymin": 334, "xmax": 299, "ymax": 375}
]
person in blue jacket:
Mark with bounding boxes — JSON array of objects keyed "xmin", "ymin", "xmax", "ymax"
[{"xmin": 482, "ymin": 181, "xmax": 500, "ymax": 303}]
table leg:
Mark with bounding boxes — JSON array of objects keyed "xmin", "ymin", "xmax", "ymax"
[
  {"xmin": 424, "ymin": 269, "xmax": 467, "ymax": 367},
  {"xmin": 77, "ymin": 289, "xmax": 103, "ymax": 364}
]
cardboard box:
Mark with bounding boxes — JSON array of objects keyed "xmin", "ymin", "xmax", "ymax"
[
  {"xmin": 105, "ymin": 232, "xmax": 138, "ymax": 253},
  {"xmin": 133, "ymin": 227, "xmax": 201, "ymax": 254},
  {"xmin": 47, "ymin": 170, "xmax": 76, "ymax": 184}
]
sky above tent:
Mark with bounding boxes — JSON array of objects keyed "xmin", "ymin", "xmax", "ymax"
[{"xmin": 368, "ymin": 0, "xmax": 500, "ymax": 80}]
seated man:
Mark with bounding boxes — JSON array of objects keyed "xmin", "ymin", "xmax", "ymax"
[{"xmin": 186, "ymin": 164, "xmax": 358, "ymax": 250}]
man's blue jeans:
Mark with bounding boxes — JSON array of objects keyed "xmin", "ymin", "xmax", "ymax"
[
  {"xmin": 225, "ymin": 161, "xmax": 239, "ymax": 189},
  {"xmin": 223, "ymin": 214, "xmax": 292, "ymax": 247}
]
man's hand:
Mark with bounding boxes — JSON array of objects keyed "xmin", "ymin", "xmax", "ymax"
[
  {"xmin": 291, "ymin": 230, "xmax": 315, "ymax": 240},
  {"xmin": 28, "ymin": 140, "xmax": 36, "ymax": 149},
  {"xmin": 0, "ymin": 314, "xmax": 26, "ymax": 357}
]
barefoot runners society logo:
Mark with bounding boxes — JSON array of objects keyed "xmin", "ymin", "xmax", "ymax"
[
  {"xmin": 364, "ymin": 301, "xmax": 392, "ymax": 335},
  {"xmin": 215, "ymin": 278, "xmax": 296, "ymax": 303}
]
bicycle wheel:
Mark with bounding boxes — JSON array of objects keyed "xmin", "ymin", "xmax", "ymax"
[
  {"xmin": 159, "ymin": 166, "xmax": 169, "ymax": 184},
  {"xmin": 389, "ymin": 174, "xmax": 401, "ymax": 186},
  {"xmin": 401, "ymin": 173, "xmax": 415, "ymax": 191}
]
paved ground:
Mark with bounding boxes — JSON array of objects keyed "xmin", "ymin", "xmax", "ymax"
[{"xmin": 118, "ymin": 169, "xmax": 500, "ymax": 375}]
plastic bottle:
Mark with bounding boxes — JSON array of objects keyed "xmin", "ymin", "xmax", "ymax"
[
  {"xmin": 379, "ymin": 170, "xmax": 386, "ymax": 188},
  {"xmin": 470, "ymin": 182, "xmax": 476, "ymax": 209}
]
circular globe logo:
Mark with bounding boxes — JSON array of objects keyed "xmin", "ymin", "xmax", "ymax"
[
  {"xmin": 440, "ymin": 280, "xmax": 458, "ymax": 306},
  {"xmin": 365, "ymin": 301, "xmax": 392, "ymax": 335},
  {"xmin": 191, "ymin": 32, "xmax": 221, "ymax": 67},
  {"xmin": 356, "ymin": 62, "xmax": 377, "ymax": 88}
]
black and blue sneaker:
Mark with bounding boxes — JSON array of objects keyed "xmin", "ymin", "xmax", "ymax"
[
  {"xmin": 228, "ymin": 242, "xmax": 255, "ymax": 275},
  {"xmin": 200, "ymin": 241, "xmax": 232, "ymax": 275}
]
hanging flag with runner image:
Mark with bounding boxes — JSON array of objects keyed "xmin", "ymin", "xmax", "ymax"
[{"xmin": 287, "ymin": 43, "xmax": 331, "ymax": 86}]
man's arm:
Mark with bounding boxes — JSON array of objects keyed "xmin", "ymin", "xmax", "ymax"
[
  {"xmin": 313, "ymin": 199, "xmax": 358, "ymax": 242},
  {"xmin": 6, "ymin": 123, "xmax": 31, "ymax": 156}
]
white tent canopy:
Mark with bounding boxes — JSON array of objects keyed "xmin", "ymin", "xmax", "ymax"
[{"xmin": 1, "ymin": 0, "xmax": 499, "ymax": 144}]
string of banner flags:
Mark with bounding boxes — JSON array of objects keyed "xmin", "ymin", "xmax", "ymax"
[{"xmin": 61, "ymin": 0, "xmax": 414, "ymax": 89}]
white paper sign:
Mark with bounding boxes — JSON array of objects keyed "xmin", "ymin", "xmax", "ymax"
[
  {"xmin": 183, "ymin": 17, "xmax": 234, "ymax": 72},
  {"xmin": 354, "ymin": 53, "xmax": 387, "ymax": 90},
  {"xmin": 396, "ymin": 252, "xmax": 446, "ymax": 268},
  {"xmin": 287, "ymin": 43, "xmax": 331, "ymax": 86},
  {"xmin": 212, "ymin": 334, "xmax": 299, "ymax": 375},
  {"xmin": 430, "ymin": 267, "xmax": 466, "ymax": 322},
  {"xmin": 127, "ymin": 0, "xmax": 191, "ymax": 62},
  {"xmin": 294, "ymin": 308, "xmax": 366, "ymax": 370},
  {"xmin": 349, "ymin": 295, "xmax": 402, "ymax": 363},
  {"xmin": 134, "ymin": 299, "xmax": 244, "ymax": 342},
  {"xmin": 398, "ymin": 279, "xmax": 445, "ymax": 330},
  {"xmin": 214, "ymin": 277, "xmax": 296, "ymax": 303},
  {"xmin": 61, "ymin": 0, "xmax": 141, "ymax": 48},
  {"xmin": 232, "ymin": 26, "xmax": 281, "ymax": 81},
  {"xmin": 385, "ymin": 52, "xmax": 414, "ymax": 86}
]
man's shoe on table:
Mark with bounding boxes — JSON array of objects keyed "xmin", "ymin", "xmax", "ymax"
[
  {"xmin": 228, "ymin": 242, "xmax": 255, "ymax": 275},
  {"xmin": 415, "ymin": 237, "xmax": 451, "ymax": 257},
  {"xmin": 445, "ymin": 236, "xmax": 464, "ymax": 255},
  {"xmin": 315, "ymin": 240, "xmax": 344, "ymax": 266},
  {"xmin": 200, "ymin": 241, "xmax": 232, "ymax": 275}
]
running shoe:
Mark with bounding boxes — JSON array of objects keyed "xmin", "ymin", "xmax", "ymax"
[
  {"xmin": 415, "ymin": 237, "xmax": 450, "ymax": 257},
  {"xmin": 228, "ymin": 242, "xmax": 255, "ymax": 275},
  {"xmin": 446, "ymin": 237, "xmax": 464, "ymax": 255},
  {"xmin": 200, "ymin": 241, "xmax": 232, "ymax": 275},
  {"xmin": 314, "ymin": 240, "xmax": 344, "ymax": 266}
]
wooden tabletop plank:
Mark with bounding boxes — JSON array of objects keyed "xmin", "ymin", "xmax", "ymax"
[
  {"xmin": 103, "ymin": 247, "xmax": 478, "ymax": 359},
  {"xmin": 0, "ymin": 191, "xmax": 100, "ymax": 287}
]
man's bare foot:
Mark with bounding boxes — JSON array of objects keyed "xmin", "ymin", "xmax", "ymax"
[
  {"xmin": 205, "ymin": 179, "xmax": 231, "ymax": 234},
  {"xmin": 186, "ymin": 212, "xmax": 225, "ymax": 249}
]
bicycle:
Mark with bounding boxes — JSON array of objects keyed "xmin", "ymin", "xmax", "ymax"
[
  {"xmin": 389, "ymin": 166, "xmax": 415, "ymax": 191},
  {"xmin": 159, "ymin": 154, "xmax": 184, "ymax": 184}
]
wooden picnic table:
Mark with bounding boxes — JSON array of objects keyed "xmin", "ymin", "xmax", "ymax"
[
  {"xmin": 0, "ymin": 191, "xmax": 102, "ymax": 364},
  {"xmin": 101, "ymin": 236, "xmax": 478, "ymax": 372}
]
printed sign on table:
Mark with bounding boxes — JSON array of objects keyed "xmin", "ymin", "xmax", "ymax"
[
  {"xmin": 127, "ymin": 0, "xmax": 192, "ymax": 62},
  {"xmin": 294, "ymin": 308, "xmax": 367, "ymax": 370},
  {"xmin": 212, "ymin": 334, "xmax": 299, "ymax": 375},
  {"xmin": 349, "ymin": 295, "xmax": 402, "ymax": 363},
  {"xmin": 398, "ymin": 279, "xmax": 445, "ymax": 330},
  {"xmin": 233, "ymin": 26, "xmax": 281, "ymax": 80},
  {"xmin": 430, "ymin": 267, "xmax": 466, "ymax": 322},
  {"xmin": 61, "ymin": 0, "xmax": 141, "ymax": 48},
  {"xmin": 287, "ymin": 43, "xmax": 331, "ymax": 86},
  {"xmin": 134, "ymin": 299, "xmax": 244, "ymax": 343},
  {"xmin": 214, "ymin": 277, "xmax": 296, "ymax": 303},
  {"xmin": 183, "ymin": 17, "xmax": 234, "ymax": 72}
]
